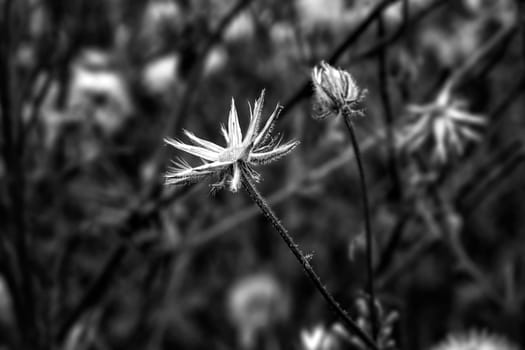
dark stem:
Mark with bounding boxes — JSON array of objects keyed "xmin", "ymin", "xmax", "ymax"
[
  {"xmin": 456, "ymin": 141, "xmax": 521, "ymax": 209},
  {"xmin": 280, "ymin": 0, "xmax": 401, "ymax": 118},
  {"xmin": 376, "ymin": 6, "xmax": 403, "ymax": 200},
  {"xmin": 342, "ymin": 116, "xmax": 378, "ymax": 340},
  {"xmin": 240, "ymin": 167, "xmax": 377, "ymax": 350},
  {"xmin": 448, "ymin": 228, "xmax": 501, "ymax": 305},
  {"xmin": 56, "ymin": 244, "xmax": 128, "ymax": 343},
  {"xmin": 353, "ymin": 0, "xmax": 447, "ymax": 61},
  {"xmin": 516, "ymin": 0, "xmax": 525, "ymax": 68},
  {"xmin": 462, "ymin": 151, "xmax": 525, "ymax": 217},
  {"xmin": 1, "ymin": 1, "xmax": 38, "ymax": 347},
  {"xmin": 168, "ymin": 0, "xmax": 253, "ymax": 137},
  {"xmin": 375, "ymin": 213, "xmax": 410, "ymax": 276}
]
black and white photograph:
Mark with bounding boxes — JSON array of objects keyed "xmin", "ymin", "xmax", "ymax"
[{"xmin": 0, "ymin": 0, "xmax": 524, "ymax": 349}]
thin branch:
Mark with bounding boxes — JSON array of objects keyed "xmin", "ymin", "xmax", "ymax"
[
  {"xmin": 456, "ymin": 76, "xmax": 525, "ymax": 205},
  {"xmin": 461, "ymin": 149, "xmax": 525, "ymax": 216},
  {"xmin": 343, "ymin": 117, "xmax": 378, "ymax": 340},
  {"xmin": 377, "ymin": 236, "xmax": 437, "ymax": 289},
  {"xmin": 240, "ymin": 167, "xmax": 377, "ymax": 350},
  {"xmin": 516, "ymin": 0, "xmax": 525, "ymax": 68},
  {"xmin": 456, "ymin": 141, "xmax": 522, "ymax": 208},
  {"xmin": 56, "ymin": 244, "xmax": 129, "ymax": 343},
  {"xmin": 181, "ymin": 131, "xmax": 386, "ymax": 251},
  {"xmin": 436, "ymin": 197, "xmax": 504, "ymax": 307},
  {"xmin": 448, "ymin": 224, "xmax": 502, "ymax": 304},
  {"xmin": 56, "ymin": 183, "xmax": 197, "ymax": 343},
  {"xmin": 444, "ymin": 24, "xmax": 516, "ymax": 93},
  {"xmin": 465, "ymin": 30, "xmax": 515, "ymax": 86},
  {"xmin": 374, "ymin": 213, "xmax": 411, "ymax": 276},
  {"xmin": 167, "ymin": 0, "xmax": 254, "ymax": 137},
  {"xmin": 376, "ymin": 3, "xmax": 404, "ymax": 200},
  {"xmin": 352, "ymin": 0, "xmax": 448, "ymax": 61},
  {"xmin": 280, "ymin": 0, "xmax": 402, "ymax": 118},
  {"xmin": 22, "ymin": 71, "xmax": 54, "ymax": 142},
  {"xmin": 485, "ymin": 75, "xmax": 525, "ymax": 142},
  {"xmin": 0, "ymin": 1, "xmax": 37, "ymax": 346}
]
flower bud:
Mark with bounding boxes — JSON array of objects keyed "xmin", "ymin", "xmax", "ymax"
[{"xmin": 311, "ymin": 61, "xmax": 365, "ymax": 120}]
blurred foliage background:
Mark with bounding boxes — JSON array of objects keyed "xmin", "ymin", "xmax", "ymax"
[{"xmin": 0, "ymin": 0, "xmax": 524, "ymax": 349}]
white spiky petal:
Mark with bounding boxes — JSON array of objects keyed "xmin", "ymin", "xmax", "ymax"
[{"xmin": 164, "ymin": 90, "xmax": 299, "ymax": 192}]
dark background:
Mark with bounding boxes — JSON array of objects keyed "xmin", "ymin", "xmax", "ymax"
[{"xmin": 0, "ymin": 0, "xmax": 524, "ymax": 349}]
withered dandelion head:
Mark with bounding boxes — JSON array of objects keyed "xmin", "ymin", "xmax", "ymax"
[
  {"xmin": 164, "ymin": 90, "xmax": 299, "ymax": 192},
  {"xmin": 311, "ymin": 61, "xmax": 366, "ymax": 120}
]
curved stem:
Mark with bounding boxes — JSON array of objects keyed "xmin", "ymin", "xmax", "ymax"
[
  {"xmin": 343, "ymin": 116, "xmax": 378, "ymax": 340},
  {"xmin": 448, "ymin": 227, "xmax": 501, "ymax": 306},
  {"xmin": 240, "ymin": 167, "xmax": 377, "ymax": 350}
]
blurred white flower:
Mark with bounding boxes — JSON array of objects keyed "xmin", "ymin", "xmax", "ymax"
[
  {"xmin": 203, "ymin": 45, "xmax": 228, "ymax": 75},
  {"xmin": 223, "ymin": 10, "xmax": 255, "ymax": 42},
  {"xmin": 301, "ymin": 325, "xmax": 339, "ymax": 350},
  {"xmin": 270, "ymin": 23, "xmax": 295, "ymax": 45},
  {"xmin": 296, "ymin": 0, "xmax": 346, "ymax": 29},
  {"xmin": 68, "ymin": 49, "xmax": 133, "ymax": 133},
  {"xmin": 164, "ymin": 90, "xmax": 299, "ymax": 192},
  {"xmin": 227, "ymin": 273, "xmax": 289, "ymax": 348},
  {"xmin": 429, "ymin": 330, "xmax": 519, "ymax": 350},
  {"xmin": 311, "ymin": 61, "xmax": 366, "ymax": 120},
  {"xmin": 142, "ymin": 54, "xmax": 180, "ymax": 93},
  {"xmin": 0, "ymin": 275, "xmax": 13, "ymax": 326},
  {"xmin": 144, "ymin": 0, "xmax": 182, "ymax": 26},
  {"xmin": 398, "ymin": 89, "xmax": 485, "ymax": 162}
]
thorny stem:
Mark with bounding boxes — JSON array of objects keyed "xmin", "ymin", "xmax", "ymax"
[
  {"xmin": 240, "ymin": 167, "xmax": 378, "ymax": 350},
  {"xmin": 342, "ymin": 115, "xmax": 379, "ymax": 341}
]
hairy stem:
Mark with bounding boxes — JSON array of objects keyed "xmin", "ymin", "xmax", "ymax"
[
  {"xmin": 343, "ymin": 116, "xmax": 378, "ymax": 340},
  {"xmin": 240, "ymin": 167, "xmax": 377, "ymax": 350}
]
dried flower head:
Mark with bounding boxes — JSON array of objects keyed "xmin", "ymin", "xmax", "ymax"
[
  {"xmin": 429, "ymin": 330, "xmax": 519, "ymax": 350},
  {"xmin": 164, "ymin": 90, "xmax": 298, "ymax": 192},
  {"xmin": 311, "ymin": 61, "xmax": 366, "ymax": 120},
  {"xmin": 398, "ymin": 89, "xmax": 485, "ymax": 162}
]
